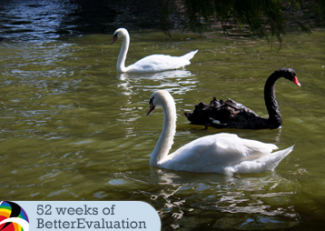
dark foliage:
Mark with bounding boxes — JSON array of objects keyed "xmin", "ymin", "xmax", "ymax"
[{"xmin": 160, "ymin": 0, "xmax": 325, "ymax": 41}]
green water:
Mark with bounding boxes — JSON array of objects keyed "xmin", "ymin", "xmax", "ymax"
[{"xmin": 1, "ymin": 30, "xmax": 325, "ymax": 230}]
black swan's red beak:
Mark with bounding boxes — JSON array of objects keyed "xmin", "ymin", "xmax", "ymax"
[
  {"xmin": 147, "ymin": 103, "xmax": 155, "ymax": 116},
  {"xmin": 293, "ymin": 76, "xmax": 301, "ymax": 87}
]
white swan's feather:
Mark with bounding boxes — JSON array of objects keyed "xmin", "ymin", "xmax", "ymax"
[
  {"xmin": 160, "ymin": 133, "xmax": 281, "ymax": 174},
  {"xmin": 112, "ymin": 28, "xmax": 198, "ymax": 73},
  {"xmin": 180, "ymin": 50, "xmax": 198, "ymax": 60},
  {"xmin": 148, "ymin": 90, "xmax": 295, "ymax": 175},
  {"xmin": 127, "ymin": 51, "xmax": 198, "ymax": 73},
  {"xmin": 227, "ymin": 145, "xmax": 294, "ymax": 174}
]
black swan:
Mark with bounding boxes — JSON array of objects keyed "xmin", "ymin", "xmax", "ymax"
[{"xmin": 184, "ymin": 68, "xmax": 301, "ymax": 129}]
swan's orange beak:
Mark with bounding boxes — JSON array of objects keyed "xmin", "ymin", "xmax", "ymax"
[
  {"xmin": 147, "ymin": 103, "xmax": 155, "ymax": 116},
  {"xmin": 111, "ymin": 35, "xmax": 118, "ymax": 44},
  {"xmin": 293, "ymin": 76, "xmax": 301, "ymax": 87}
]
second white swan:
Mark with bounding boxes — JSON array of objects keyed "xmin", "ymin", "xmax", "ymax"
[
  {"xmin": 111, "ymin": 28, "xmax": 198, "ymax": 73},
  {"xmin": 147, "ymin": 90, "xmax": 294, "ymax": 175}
]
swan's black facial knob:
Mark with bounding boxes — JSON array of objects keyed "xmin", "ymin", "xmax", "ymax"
[
  {"xmin": 147, "ymin": 97, "xmax": 155, "ymax": 116},
  {"xmin": 111, "ymin": 33, "xmax": 118, "ymax": 44}
]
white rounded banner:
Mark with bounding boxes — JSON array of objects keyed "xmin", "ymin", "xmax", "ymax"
[{"xmin": 15, "ymin": 201, "xmax": 161, "ymax": 231}]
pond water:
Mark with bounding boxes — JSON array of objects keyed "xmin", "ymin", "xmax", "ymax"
[{"xmin": 1, "ymin": 3, "xmax": 325, "ymax": 230}]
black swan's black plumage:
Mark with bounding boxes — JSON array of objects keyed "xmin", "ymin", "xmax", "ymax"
[{"xmin": 184, "ymin": 68, "xmax": 301, "ymax": 129}]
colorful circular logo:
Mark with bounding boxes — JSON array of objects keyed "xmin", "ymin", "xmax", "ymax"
[{"xmin": 0, "ymin": 201, "xmax": 29, "ymax": 231}]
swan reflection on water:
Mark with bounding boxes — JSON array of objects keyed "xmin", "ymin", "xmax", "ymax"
[
  {"xmin": 148, "ymin": 168, "xmax": 298, "ymax": 228},
  {"xmin": 116, "ymin": 70, "xmax": 197, "ymax": 95},
  {"xmin": 117, "ymin": 70, "xmax": 194, "ymax": 80}
]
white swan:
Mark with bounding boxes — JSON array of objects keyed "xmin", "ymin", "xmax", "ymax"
[
  {"xmin": 111, "ymin": 28, "xmax": 198, "ymax": 73},
  {"xmin": 147, "ymin": 90, "xmax": 295, "ymax": 175}
]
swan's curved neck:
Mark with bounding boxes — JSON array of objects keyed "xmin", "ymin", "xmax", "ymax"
[
  {"xmin": 116, "ymin": 33, "xmax": 130, "ymax": 72},
  {"xmin": 150, "ymin": 97, "xmax": 176, "ymax": 167},
  {"xmin": 264, "ymin": 72, "xmax": 282, "ymax": 127}
]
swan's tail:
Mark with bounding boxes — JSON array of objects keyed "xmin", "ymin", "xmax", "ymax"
[
  {"xmin": 228, "ymin": 145, "xmax": 295, "ymax": 174},
  {"xmin": 181, "ymin": 50, "xmax": 198, "ymax": 61}
]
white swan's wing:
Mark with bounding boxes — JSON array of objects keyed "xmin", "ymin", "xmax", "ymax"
[
  {"xmin": 127, "ymin": 50, "xmax": 198, "ymax": 72},
  {"xmin": 201, "ymin": 133, "xmax": 278, "ymax": 161},
  {"xmin": 235, "ymin": 136, "xmax": 278, "ymax": 159},
  {"xmin": 128, "ymin": 55, "xmax": 189, "ymax": 72},
  {"xmin": 180, "ymin": 50, "xmax": 198, "ymax": 61},
  {"xmin": 158, "ymin": 133, "xmax": 244, "ymax": 173},
  {"xmin": 228, "ymin": 145, "xmax": 294, "ymax": 174}
]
